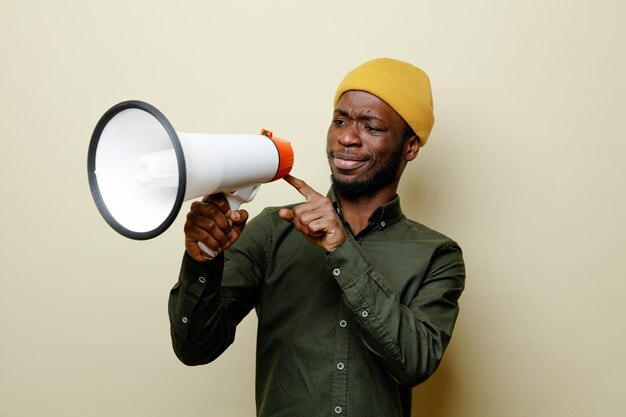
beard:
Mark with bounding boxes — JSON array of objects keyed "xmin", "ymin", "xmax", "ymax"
[{"xmin": 329, "ymin": 142, "xmax": 405, "ymax": 199}]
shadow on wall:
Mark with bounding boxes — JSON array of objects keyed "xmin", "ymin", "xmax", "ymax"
[{"xmin": 411, "ymin": 358, "xmax": 456, "ymax": 417}]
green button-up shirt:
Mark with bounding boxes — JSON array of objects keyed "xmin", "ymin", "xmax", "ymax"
[{"xmin": 169, "ymin": 190, "xmax": 465, "ymax": 417}]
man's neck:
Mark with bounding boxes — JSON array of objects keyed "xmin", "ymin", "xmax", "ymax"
[{"xmin": 336, "ymin": 188, "xmax": 397, "ymax": 236}]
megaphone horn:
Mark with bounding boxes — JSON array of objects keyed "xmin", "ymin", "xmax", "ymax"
[{"xmin": 87, "ymin": 100, "xmax": 294, "ymax": 245}]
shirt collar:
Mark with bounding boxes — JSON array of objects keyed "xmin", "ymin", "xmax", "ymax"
[{"xmin": 327, "ymin": 188, "xmax": 404, "ymax": 233}]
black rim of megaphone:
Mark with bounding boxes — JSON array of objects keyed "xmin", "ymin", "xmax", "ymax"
[{"xmin": 87, "ymin": 100, "xmax": 187, "ymax": 240}]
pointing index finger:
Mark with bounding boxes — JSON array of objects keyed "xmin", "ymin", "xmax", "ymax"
[{"xmin": 283, "ymin": 175, "xmax": 322, "ymax": 201}]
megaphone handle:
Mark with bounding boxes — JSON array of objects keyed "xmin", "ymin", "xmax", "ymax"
[{"xmin": 197, "ymin": 185, "xmax": 260, "ymax": 258}]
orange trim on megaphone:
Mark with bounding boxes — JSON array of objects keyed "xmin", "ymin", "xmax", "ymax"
[{"xmin": 261, "ymin": 129, "xmax": 294, "ymax": 181}]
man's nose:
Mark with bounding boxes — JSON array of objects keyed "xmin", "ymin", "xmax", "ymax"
[{"xmin": 338, "ymin": 124, "xmax": 362, "ymax": 147}]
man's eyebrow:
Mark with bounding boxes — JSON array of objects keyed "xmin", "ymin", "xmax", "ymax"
[
  {"xmin": 359, "ymin": 114, "xmax": 384, "ymax": 123},
  {"xmin": 333, "ymin": 108, "xmax": 385, "ymax": 123}
]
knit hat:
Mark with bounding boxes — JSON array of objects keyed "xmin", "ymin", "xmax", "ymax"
[{"xmin": 333, "ymin": 58, "xmax": 435, "ymax": 145}]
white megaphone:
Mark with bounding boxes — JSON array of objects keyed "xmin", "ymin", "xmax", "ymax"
[{"xmin": 88, "ymin": 100, "xmax": 294, "ymax": 255}]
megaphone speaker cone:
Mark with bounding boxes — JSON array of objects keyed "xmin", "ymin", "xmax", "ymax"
[{"xmin": 87, "ymin": 100, "xmax": 186, "ymax": 240}]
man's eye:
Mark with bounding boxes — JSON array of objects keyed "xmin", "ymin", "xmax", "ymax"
[
  {"xmin": 364, "ymin": 125, "xmax": 381, "ymax": 132},
  {"xmin": 333, "ymin": 119, "xmax": 346, "ymax": 126}
]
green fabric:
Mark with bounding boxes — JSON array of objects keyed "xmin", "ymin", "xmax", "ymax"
[{"xmin": 169, "ymin": 190, "xmax": 465, "ymax": 417}]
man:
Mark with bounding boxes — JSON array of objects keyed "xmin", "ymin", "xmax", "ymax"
[{"xmin": 169, "ymin": 58, "xmax": 465, "ymax": 416}]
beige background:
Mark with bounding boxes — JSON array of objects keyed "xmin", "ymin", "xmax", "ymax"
[{"xmin": 1, "ymin": 0, "xmax": 625, "ymax": 416}]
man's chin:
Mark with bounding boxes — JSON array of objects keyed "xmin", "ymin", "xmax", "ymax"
[{"xmin": 331, "ymin": 175, "xmax": 377, "ymax": 199}]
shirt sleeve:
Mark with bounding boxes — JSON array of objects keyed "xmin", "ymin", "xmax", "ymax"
[
  {"xmin": 167, "ymin": 252, "xmax": 233, "ymax": 365},
  {"xmin": 327, "ymin": 235, "xmax": 465, "ymax": 387},
  {"xmin": 168, "ymin": 215, "xmax": 266, "ymax": 365}
]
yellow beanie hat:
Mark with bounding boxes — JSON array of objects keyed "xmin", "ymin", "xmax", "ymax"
[{"xmin": 333, "ymin": 58, "xmax": 435, "ymax": 145}]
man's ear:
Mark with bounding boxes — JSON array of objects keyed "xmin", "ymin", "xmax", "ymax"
[{"xmin": 404, "ymin": 134, "xmax": 421, "ymax": 161}]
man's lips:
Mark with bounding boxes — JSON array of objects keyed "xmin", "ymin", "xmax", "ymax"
[{"xmin": 331, "ymin": 153, "xmax": 368, "ymax": 171}]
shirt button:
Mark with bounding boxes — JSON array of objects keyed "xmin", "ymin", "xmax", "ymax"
[
  {"xmin": 380, "ymin": 221, "xmax": 386, "ymax": 228},
  {"xmin": 361, "ymin": 310, "xmax": 369, "ymax": 318},
  {"xmin": 334, "ymin": 406, "xmax": 342, "ymax": 414},
  {"xmin": 337, "ymin": 362, "xmax": 345, "ymax": 370},
  {"xmin": 198, "ymin": 276, "xmax": 206, "ymax": 284},
  {"xmin": 333, "ymin": 268, "xmax": 341, "ymax": 277},
  {"xmin": 181, "ymin": 316, "xmax": 188, "ymax": 324},
  {"xmin": 339, "ymin": 320, "xmax": 347, "ymax": 328}
]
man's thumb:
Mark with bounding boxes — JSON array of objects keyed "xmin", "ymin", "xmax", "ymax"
[{"xmin": 278, "ymin": 208, "xmax": 294, "ymax": 222}]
